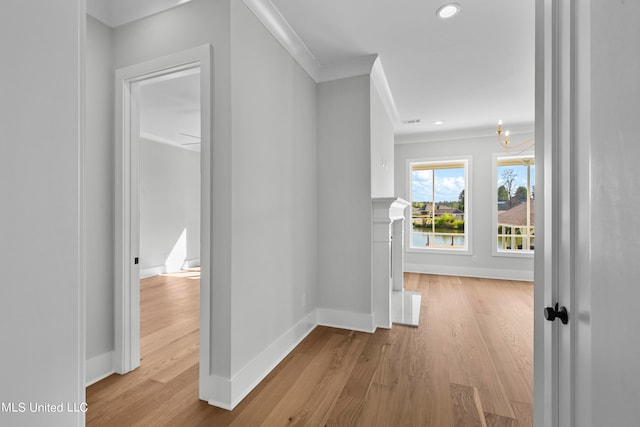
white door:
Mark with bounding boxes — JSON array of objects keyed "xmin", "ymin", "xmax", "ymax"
[
  {"xmin": 539, "ymin": 1, "xmax": 640, "ymax": 426},
  {"xmin": 536, "ymin": 1, "xmax": 572, "ymax": 424}
]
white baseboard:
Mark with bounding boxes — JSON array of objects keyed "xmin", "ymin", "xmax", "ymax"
[
  {"xmin": 140, "ymin": 259, "xmax": 201, "ymax": 279},
  {"xmin": 206, "ymin": 375, "xmax": 233, "ymax": 410},
  {"xmin": 86, "ymin": 351, "xmax": 114, "ymax": 387},
  {"xmin": 208, "ymin": 310, "xmax": 318, "ymax": 410},
  {"xmin": 184, "ymin": 258, "xmax": 200, "ymax": 268},
  {"xmin": 139, "ymin": 265, "xmax": 165, "ymax": 279},
  {"xmin": 404, "ymin": 263, "xmax": 534, "ymax": 282},
  {"xmin": 317, "ymin": 307, "xmax": 376, "ymax": 333}
]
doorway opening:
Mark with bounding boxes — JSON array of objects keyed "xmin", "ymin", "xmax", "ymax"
[
  {"xmin": 114, "ymin": 46, "xmax": 212, "ymax": 391},
  {"xmin": 136, "ymin": 68, "xmax": 201, "ymax": 374}
]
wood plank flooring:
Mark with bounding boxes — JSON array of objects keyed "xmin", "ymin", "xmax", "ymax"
[{"xmin": 86, "ymin": 273, "xmax": 533, "ymax": 426}]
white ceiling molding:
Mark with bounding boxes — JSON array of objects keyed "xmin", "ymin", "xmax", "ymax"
[
  {"xmin": 370, "ymin": 56, "xmax": 400, "ymax": 130},
  {"xmin": 242, "ymin": 0, "xmax": 400, "ymax": 131},
  {"xmin": 395, "ymin": 123, "xmax": 535, "ymax": 145},
  {"xmin": 88, "ymin": 0, "xmax": 194, "ymax": 28},
  {"xmin": 316, "ymin": 54, "xmax": 377, "ymax": 83},
  {"xmin": 242, "ymin": 0, "xmax": 320, "ymax": 81}
]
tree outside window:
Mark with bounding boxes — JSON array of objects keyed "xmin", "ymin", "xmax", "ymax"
[{"xmin": 496, "ymin": 157, "xmax": 535, "ymax": 253}]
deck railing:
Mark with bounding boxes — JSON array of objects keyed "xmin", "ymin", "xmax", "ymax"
[{"xmin": 497, "ymin": 224, "xmax": 535, "ymax": 251}]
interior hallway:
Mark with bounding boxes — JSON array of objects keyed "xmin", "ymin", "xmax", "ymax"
[{"xmin": 86, "ymin": 273, "xmax": 532, "ymax": 426}]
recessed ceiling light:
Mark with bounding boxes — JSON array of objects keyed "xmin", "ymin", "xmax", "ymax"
[
  {"xmin": 434, "ymin": 121, "xmax": 444, "ymax": 125},
  {"xmin": 436, "ymin": 3, "xmax": 461, "ymax": 19}
]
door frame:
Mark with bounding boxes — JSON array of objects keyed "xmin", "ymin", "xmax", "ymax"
[
  {"xmin": 114, "ymin": 45, "xmax": 212, "ymax": 374},
  {"xmin": 535, "ymin": 0, "xmax": 580, "ymax": 425}
]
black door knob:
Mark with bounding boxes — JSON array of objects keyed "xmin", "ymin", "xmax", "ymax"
[{"xmin": 544, "ymin": 303, "xmax": 568, "ymax": 324}]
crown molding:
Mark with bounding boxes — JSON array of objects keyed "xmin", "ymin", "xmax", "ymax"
[
  {"xmin": 316, "ymin": 54, "xmax": 377, "ymax": 83},
  {"xmin": 242, "ymin": 0, "xmax": 321, "ymax": 80},
  {"xmin": 395, "ymin": 123, "xmax": 535, "ymax": 145},
  {"xmin": 243, "ymin": 0, "xmax": 373, "ymax": 84},
  {"xmin": 242, "ymin": 1, "xmax": 400, "ymax": 129},
  {"xmin": 88, "ymin": 0, "xmax": 196, "ymax": 28},
  {"xmin": 371, "ymin": 57, "xmax": 401, "ymax": 129}
]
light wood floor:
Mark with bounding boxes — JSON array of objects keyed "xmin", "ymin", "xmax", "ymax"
[{"xmin": 87, "ymin": 273, "xmax": 533, "ymax": 426}]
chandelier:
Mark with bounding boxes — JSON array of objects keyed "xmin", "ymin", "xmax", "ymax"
[{"xmin": 496, "ymin": 120, "xmax": 535, "ymax": 155}]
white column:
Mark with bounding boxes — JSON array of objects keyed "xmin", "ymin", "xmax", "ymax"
[
  {"xmin": 392, "ymin": 218, "xmax": 405, "ymax": 291},
  {"xmin": 372, "ymin": 197, "xmax": 410, "ymax": 329},
  {"xmin": 372, "ymin": 214, "xmax": 393, "ymax": 329}
]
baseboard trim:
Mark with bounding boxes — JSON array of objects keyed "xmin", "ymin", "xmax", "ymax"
[
  {"xmin": 404, "ymin": 263, "xmax": 534, "ymax": 282},
  {"xmin": 207, "ymin": 376, "xmax": 233, "ymax": 411},
  {"xmin": 208, "ymin": 310, "xmax": 318, "ymax": 410},
  {"xmin": 86, "ymin": 351, "xmax": 114, "ymax": 387},
  {"xmin": 140, "ymin": 259, "xmax": 201, "ymax": 279},
  {"xmin": 139, "ymin": 265, "xmax": 164, "ymax": 279},
  {"xmin": 317, "ymin": 308, "xmax": 376, "ymax": 333},
  {"xmin": 184, "ymin": 258, "xmax": 200, "ymax": 268}
]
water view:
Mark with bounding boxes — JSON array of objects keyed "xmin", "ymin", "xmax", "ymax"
[{"xmin": 412, "ymin": 230, "xmax": 465, "ymax": 248}]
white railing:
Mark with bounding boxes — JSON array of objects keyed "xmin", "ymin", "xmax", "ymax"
[{"xmin": 497, "ymin": 225, "xmax": 535, "ymax": 251}]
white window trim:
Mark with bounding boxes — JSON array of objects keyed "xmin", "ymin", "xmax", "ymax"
[
  {"xmin": 492, "ymin": 153, "xmax": 535, "ymax": 259},
  {"xmin": 406, "ymin": 156, "xmax": 472, "ymax": 255}
]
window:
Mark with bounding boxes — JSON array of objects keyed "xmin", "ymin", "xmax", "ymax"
[
  {"xmin": 409, "ymin": 159, "xmax": 469, "ymax": 251},
  {"xmin": 495, "ymin": 156, "xmax": 535, "ymax": 255}
]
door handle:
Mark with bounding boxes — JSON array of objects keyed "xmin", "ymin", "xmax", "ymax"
[{"xmin": 544, "ymin": 303, "xmax": 568, "ymax": 324}]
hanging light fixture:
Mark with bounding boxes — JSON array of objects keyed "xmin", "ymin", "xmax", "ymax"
[{"xmin": 497, "ymin": 120, "xmax": 535, "ymax": 154}]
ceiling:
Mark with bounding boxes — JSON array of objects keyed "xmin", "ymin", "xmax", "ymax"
[
  {"xmin": 139, "ymin": 71, "xmax": 201, "ymax": 152},
  {"xmin": 89, "ymin": 0, "xmax": 535, "ymax": 140},
  {"xmin": 270, "ymin": 0, "xmax": 535, "ymax": 136}
]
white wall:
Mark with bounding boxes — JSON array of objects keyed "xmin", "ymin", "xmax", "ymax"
[
  {"xmin": 85, "ymin": 15, "xmax": 115, "ymax": 378},
  {"xmin": 317, "ymin": 75, "xmax": 374, "ymax": 328},
  {"xmin": 395, "ymin": 133, "xmax": 534, "ymax": 281},
  {"xmin": 0, "ymin": 1, "xmax": 85, "ymax": 426},
  {"xmin": 576, "ymin": 1, "xmax": 640, "ymax": 425},
  {"xmin": 229, "ymin": 0, "xmax": 318, "ymax": 379},
  {"xmin": 370, "ymin": 80, "xmax": 394, "ymax": 198},
  {"xmin": 139, "ymin": 139, "xmax": 200, "ymax": 275}
]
